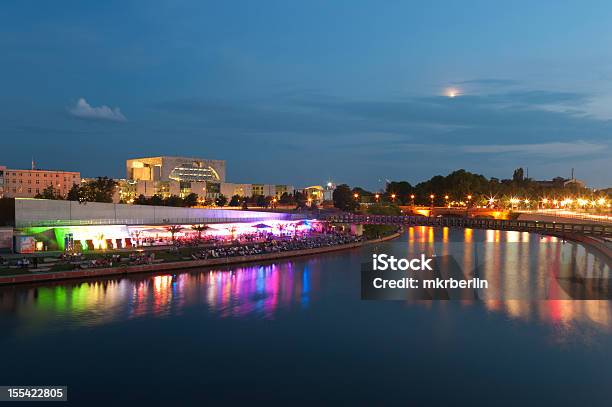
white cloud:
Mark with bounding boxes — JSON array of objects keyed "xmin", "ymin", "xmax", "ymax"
[
  {"xmin": 461, "ymin": 141, "xmax": 605, "ymax": 156},
  {"xmin": 69, "ymin": 98, "xmax": 127, "ymax": 122}
]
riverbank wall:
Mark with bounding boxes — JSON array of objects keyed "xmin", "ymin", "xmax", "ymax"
[{"xmin": 0, "ymin": 232, "xmax": 401, "ymax": 286}]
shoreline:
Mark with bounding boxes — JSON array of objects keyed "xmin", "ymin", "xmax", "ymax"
[
  {"xmin": 0, "ymin": 232, "xmax": 401, "ymax": 286},
  {"xmin": 1, "ymin": 227, "xmax": 608, "ymax": 287}
]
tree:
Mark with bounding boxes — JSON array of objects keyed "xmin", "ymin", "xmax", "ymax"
[
  {"xmin": 333, "ymin": 184, "xmax": 359, "ymax": 212},
  {"xmin": 183, "ymin": 193, "xmax": 199, "ymax": 207},
  {"xmin": 164, "ymin": 195, "xmax": 184, "ymax": 207},
  {"xmin": 229, "ymin": 194, "xmax": 241, "ymax": 207},
  {"xmin": 35, "ymin": 185, "xmax": 62, "ymax": 200},
  {"xmin": 80, "ymin": 177, "xmax": 117, "ymax": 203},
  {"xmin": 279, "ymin": 192, "xmax": 294, "ymax": 205},
  {"xmin": 165, "ymin": 225, "xmax": 183, "ymax": 242},
  {"xmin": 256, "ymin": 195, "xmax": 269, "ymax": 208},
  {"xmin": 385, "ymin": 181, "xmax": 412, "ymax": 204},
  {"xmin": 512, "ymin": 168, "xmax": 524, "ymax": 183},
  {"xmin": 149, "ymin": 194, "xmax": 164, "ymax": 206},
  {"xmin": 294, "ymin": 191, "xmax": 307, "ymax": 209},
  {"xmin": 66, "ymin": 184, "xmax": 81, "ymax": 201},
  {"xmin": 134, "ymin": 194, "xmax": 149, "ymax": 205},
  {"xmin": 191, "ymin": 224, "xmax": 209, "ymax": 239},
  {"xmin": 215, "ymin": 194, "xmax": 228, "ymax": 207}
]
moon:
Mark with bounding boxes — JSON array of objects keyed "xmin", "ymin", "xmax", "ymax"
[{"xmin": 445, "ymin": 87, "xmax": 460, "ymax": 98}]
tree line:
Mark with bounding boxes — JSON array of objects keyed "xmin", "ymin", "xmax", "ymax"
[
  {"xmin": 35, "ymin": 177, "xmax": 118, "ymax": 203},
  {"xmin": 332, "ymin": 168, "xmax": 604, "ymax": 211}
]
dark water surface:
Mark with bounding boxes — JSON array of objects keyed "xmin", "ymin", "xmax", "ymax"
[{"xmin": 0, "ymin": 227, "xmax": 611, "ymax": 406}]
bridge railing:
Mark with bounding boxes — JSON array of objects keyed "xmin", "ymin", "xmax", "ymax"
[{"xmin": 323, "ymin": 214, "xmax": 612, "ymax": 237}]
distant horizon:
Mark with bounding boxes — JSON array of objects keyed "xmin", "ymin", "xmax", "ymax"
[{"xmin": 1, "ymin": 156, "xmax": 605, "ymax": 191}]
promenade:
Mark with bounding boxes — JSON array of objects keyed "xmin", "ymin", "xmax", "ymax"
[{"xmin": 0, "ymin": 232, "xmax": 400, "ymax": 286}]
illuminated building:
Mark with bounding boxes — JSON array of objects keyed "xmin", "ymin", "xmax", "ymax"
[
  {"xmin": 0, "ymin": 198, "xmax": 310, "ymax": 252},
  {"xmin": 0, "ymin": 164, "xmax": 80, "ymax": 199},
  {"xmin": 121, "ymin": 156, "xmax": 225, "ymax": 201},
  {"xmin": 302, "ymin": 186, "xmax": 326, "ymax": 203},
  {"xmin": 220, "ymin": 183, "xmax": 294, "ymax": 199}
]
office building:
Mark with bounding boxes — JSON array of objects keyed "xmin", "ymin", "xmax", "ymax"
[{"xmin": 0, "ymin": 164, "xmax": 80, "ymax": 199}]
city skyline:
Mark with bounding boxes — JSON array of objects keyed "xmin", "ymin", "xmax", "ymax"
[{"xmin": 2, "ymin": 1, "xmax": 611, "ymax": 188}]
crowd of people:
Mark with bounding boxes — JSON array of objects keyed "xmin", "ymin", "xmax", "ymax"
[
  {"xmin": 191, "ymin": 233, "xmax": 364, "ymax": 260},
  {"xmin": 2, "ymin": 231, "xmax": 366, "ymax": 272}
]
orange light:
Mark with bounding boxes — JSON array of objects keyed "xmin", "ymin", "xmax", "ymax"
[
  {"xmin": 430, "ymin": 194, "xmax": 435, "ymax": 199},
  {"xmin": 467, "ymin": 195, "xmax": 472, "ymax": 200}
]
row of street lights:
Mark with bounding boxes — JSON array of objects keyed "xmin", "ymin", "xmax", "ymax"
[
  {"xmin": 354, "ymin": 192, "xmax": 609, "ymax": 211},
  {"xmin": 355, "ymin": 192, "xmax": 475, "ymax": 207}
]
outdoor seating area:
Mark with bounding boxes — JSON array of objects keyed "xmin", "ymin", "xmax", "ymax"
[
  {"xmin": 0, "ymin": 230, "xmax": 365, "ymax": 275},
  {"xmin": 191, "ymin": 233, "xmax": 364, "ymax": 260}
]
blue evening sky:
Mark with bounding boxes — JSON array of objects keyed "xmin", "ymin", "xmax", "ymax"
[{"xmin": 1, "ymin": 0, "xmax": 611, "ymax": 189}]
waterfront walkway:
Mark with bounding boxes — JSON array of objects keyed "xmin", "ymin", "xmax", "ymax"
[{"xmin": 0, "ymin": 232, "xmax": 398, "ymax": 285}]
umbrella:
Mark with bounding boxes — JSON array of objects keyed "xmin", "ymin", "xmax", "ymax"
[{"xmin": 252, "ymin": 223, "xmax": 272, "ymax": 229}]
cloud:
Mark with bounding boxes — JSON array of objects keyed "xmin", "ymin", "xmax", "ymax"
[
  {"xmin": 461, "ymin": 141, "xmax": 606, "ymax": 156},
  {"xmin": 454, "ymin": 78, "xmax": 519, "ymax": 86},
  {"xmin": 69, "ymin": 98, "xmax": 127, "ymax": 122}
]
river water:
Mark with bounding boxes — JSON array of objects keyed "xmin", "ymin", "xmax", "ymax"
[{"xmin": 0, "ymin": 227, "xmax": 611, "ymax": 406}]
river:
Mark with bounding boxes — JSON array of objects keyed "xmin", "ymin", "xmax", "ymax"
[{"xmin": 0, "ymin": 227, "xmax": 611, "ymax": 406}]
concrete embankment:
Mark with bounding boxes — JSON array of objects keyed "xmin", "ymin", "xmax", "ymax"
[{"xmin": 0, "ymin": 232, "xmax": 401, "ymax": 286}]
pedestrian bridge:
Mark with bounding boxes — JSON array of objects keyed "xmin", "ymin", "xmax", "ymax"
[
  {"xmin": 399, "ymin": 206, "xmax": 508, "ymax": 219},
  {"xmin": 323, "ymin": 214, "xmax": 612, "ymax": 238}
]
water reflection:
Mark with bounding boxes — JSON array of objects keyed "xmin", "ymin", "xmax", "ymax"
[
  {"xmin": 0, "ymin": 261, "xmax": 317, "ymax": 335},
  {"xmin": 403, "ymin": 227, "xmax": 612, "ymax": 333},
  {"xmin": 0, "ymin": 228, "xmax": 610, "ymax": 339}
]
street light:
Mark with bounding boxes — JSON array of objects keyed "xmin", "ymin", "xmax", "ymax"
[
  {"xmin": 429, "ymin": 194, "xmax": 435, "ymax": 208},
  {"xmin": 410, "ymin": 194, "xmax": 415, "ymax": 206},
  {"xmin": 391, "ymin": 193, "xmax": 396, "ymax": 202}
]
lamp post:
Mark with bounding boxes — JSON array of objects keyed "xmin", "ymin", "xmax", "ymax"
[
  {"xmin": 375, "ymin": 193, "xmax": 380, "ymax": 203},
  {"xmin": 444, "ymin": 195, "xmax": 449, "ymax": 208},
  {"xmin": 429, "ymin": 194, "xmax": 435, "ymax": 208},
  {"xmin": 391, "ymin": 193, "xmax": 396, "ymax": 203},
  {"xmin": 410, "ymin": 194, "xmax": 415, "ymax": 207}
]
